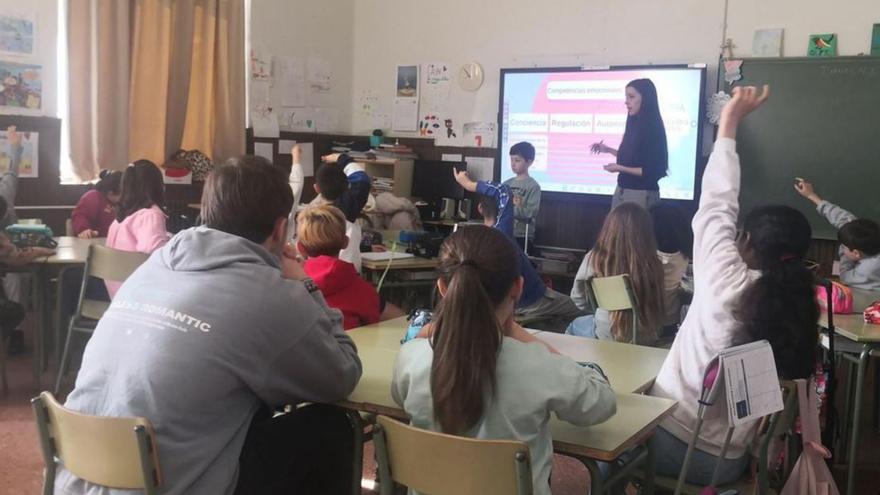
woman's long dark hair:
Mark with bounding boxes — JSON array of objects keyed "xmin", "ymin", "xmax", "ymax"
[
  {"xmin": 617, "ymin": 78, "xmax": 668, "ymax": 178},
  {"xmin": 430, "ymin": 226, "xmax": 521, "ymax": 434},
  {"xmin": 95, "ymin": 170, "xmax": 122, "ymax": 196},
  {"xmin": 736, "ymin": 205, "xmax": 819, "ymax": 379},
  {"xmin": 116, "ymin": 160, "xmax": 165, "ymax": 222}
]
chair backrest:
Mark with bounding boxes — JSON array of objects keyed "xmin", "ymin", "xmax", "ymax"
[
  {"xmin": 374, "ymin": 415, "xmax": 533, "ymax": 495},
  {"xmin": 588, "ymin": 274, "xmax": 635, "ymax": 311},
  {"xmin": 587, "ymin": 274, "xmax": 639, "ymax": 343},
  {"xmin": 31, "ymin": 392, "xmax": 161, "ymax": 493},
  {"xmin": 86, "ymin": 244, "xmax": 150, "ymax": 283}
]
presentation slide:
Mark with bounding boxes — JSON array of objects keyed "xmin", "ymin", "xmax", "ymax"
[{"xmin": 499, "ymin": 67, "xmax": 704, "ymax": 200}]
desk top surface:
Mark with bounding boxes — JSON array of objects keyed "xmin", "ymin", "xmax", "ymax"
[
  {"xmin": 30, "ymin": 237, "xmax": 103, "ymax": 265},
  {"xmin": 820, "ymin": 312, "xmax": 880, "ymax": 343},
  {"xmin": 340, "ymin": 318, "xmax": 676, "ymax": 460}
]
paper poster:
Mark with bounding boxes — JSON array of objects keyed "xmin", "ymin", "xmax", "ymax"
[
  {"xmin": 752, "ymin": 28, "xmax": 783, "ymax": 57},
  {"xmin": 278, "ymin": 140, "xmax": 297, "ymax": 154},
  {"xmin": 307, "ymin": 57, "xmax": 332, "ymax": 93},
  {"xmin": 0, "ymin": 12, "xmax": 35, "ymax": 56},
  {"xmin": 392, "ymin": 65, "xmax": 419, "ymax": 132},
  {"xmin": 435, "ymin": 117, "xmax": 459, "ymax": 146},
  {"xmin": 249, "ymin": 48, "xmax": 271, "ymax": 81},
  {"xmin": 0, "ymin": 61, "xmax": 41, "ymax": 109},
  {"xmin": 358, "ymin": 89, "xmax": 391, "ymax": 129},
  {"xmin": 277, "ymin": 56, "xmax": 307, "ymax": 107},
  {"xmin": 808, "ymin": 33, "xmax": 837, "ymax": 57},
  {"xmin": 421, "ymin": 62, "xmax": 451, "ymax": 113},
  {"xmin": 464, "ymin": 156, "xmax": 494, "ymax": 182},
  {"xmin": 441, "ymin": 153, "xmax": 462, "ymax": 163},
  {"xmin": 251, "ymin": 104, "xmax": 279, "ymax": 138},
  {"xmin": 0, "ymin": 129, "xmax": 36, "ymax": 177},
  {"xmin": 462, "ymin": 122, "xmax": 496, "ymax": 148},
  {"xmin": 418, "ymin": 114, "xmax": 442, "ymax": 137},
  {"xmin": 280, "ymin": 108, "xmax": 316, "ymax": 132},
  {"xmin": 314, "ymin": 107, "xmax": 339, "ymax": 132},
  {"xmin": 254, "ymin": 142, "xmax": 274, "ymax": 162}
]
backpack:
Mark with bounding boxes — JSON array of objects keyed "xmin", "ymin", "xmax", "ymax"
[
  {"xmin": 815, "ymin": 281, "xmax": 853, "ymax": 314},
  {"xmin": 780, "ymin": 378, "xmax": 840, "ymax": 495},
  {"xmin": 168, "ymin": 149, "xmax": 214, "ymax": 182}
]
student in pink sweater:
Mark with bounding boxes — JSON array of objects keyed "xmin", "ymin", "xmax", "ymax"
[
  {"xmin": 71, "ymin": 170, "xmax": 122, "ymax": 238},
  {"xmin": 106, "ymin": 160, "xmax": 169, "ymax": 297}
]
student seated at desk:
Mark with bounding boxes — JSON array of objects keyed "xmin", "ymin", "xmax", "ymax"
[
  {"xmin": 105, "ymin": 160, "xmax": 170, "ymax": 297},
  {"xmin": 795, "ymin": 178, "xmax": 880, "ymax": 308},
  {"xmin": 453, "ymin": 170, "xmax": 583, "ymax": 329},
  {"xmin": 568, "ymin": 203, "xmax": 666, "ymax": 345},
  {"xmin": 650, "ymin": 202, "xmax": 693, "ymax": 333},
  {"xmin": 297, "ymin": 205, "xmax": 404, "ymax": 330},
  {"xmin": 57, "ymin": 155, "xmax": 361, "ymax": 495},
  {"xmin": 71, "ymin": 170, "xmax": 122, "ymax": 239},
  {"xmin": 392, "ymin": 226, "xmax": 616, "ymax": 495},
  {"xmin": 649, "ymin": 86, "xmax": 819, "ymax": 486},
  {"xmin": 309, "ymin": 154, "xmax": 371, "ymax": 271}
]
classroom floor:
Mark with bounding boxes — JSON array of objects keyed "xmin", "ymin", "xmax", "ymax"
[{"xmin": 3, "ymin": 346, "xmax": 880, "ymax": 494}]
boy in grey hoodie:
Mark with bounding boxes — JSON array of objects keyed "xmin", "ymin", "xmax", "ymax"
[
  {"xmin": 796, "ymin": 179, "xmax": 880, "ymax": 307},
  {"xmin": 56, "ymin": 156, "xmax": 362, "ymax": 495}
]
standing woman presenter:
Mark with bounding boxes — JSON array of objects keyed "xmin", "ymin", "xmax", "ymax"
[{"xmin": 591, "ymin": 78, "xmax": 668, "ymax": 209}]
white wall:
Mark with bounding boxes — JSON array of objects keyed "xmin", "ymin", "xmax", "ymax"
[
  {"xmin": 0, "ymin": 0, "xmax": 57, "ymax": 117},
  {"xmin": 249, "ymin": 0, "xmax": 354, "ymax": 133},
  {"xmin": 344, "ymin": 0, "xmax": 878, "ymax": 137}
]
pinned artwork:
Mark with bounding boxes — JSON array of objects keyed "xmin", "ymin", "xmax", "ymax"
[
  {"xmin": 808, "ymin": 34, "xmax": 837, "ymax": 57},
  {"xmin": 0, "ymin": 60, "xmax": 40, "ymax": 109},
  {"xmin": 419, "ymin": 114, "xmax": 442, "ymax": 137},
  {"xmin": 0, "ymin": 128, "xmax": 37, "ymax": 177},
  {"xmin": 752, "ymin": 28, "xmax": 783, "ymax": 57},
  {"xmin": 0, "ymin": 12, "xmax": 36, "ymax": 56},
  {"xmin": 462, "ymin": 122, "xmax": 496, "ymax": 148},
  {"xmin": 723, "ymin": 59, "xmax": 743, "ymax": 85},
  {"xmin": 249, "ymin": 48, "xmax": 271, "ymax": 81},
  {"xmin": 706, "ymin": 91, "xmax": 732, "ymax": 126}
]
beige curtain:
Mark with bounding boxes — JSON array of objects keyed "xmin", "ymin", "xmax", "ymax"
[
  {"xmin": 129, "ymin": 0, "xmax": 245, "ymax": 166},
  {"xmin": 67, "ymin": 0, "xmax": 131, "ymax": 181},
  {"xmin": 68, "ymin": 0, "xmax": 245, "ymax": 180}
]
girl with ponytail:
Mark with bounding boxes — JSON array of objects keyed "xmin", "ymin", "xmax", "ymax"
[
  {"xmin": 392, "ymin": 225, "xmax": 616, "ymax": 495},
  {"xmin": 650, "ymin": 86, "xmax": 819, "ymax": 486}
]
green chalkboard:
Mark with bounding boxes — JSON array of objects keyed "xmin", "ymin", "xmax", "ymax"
[{"xmin": 732, "ymin": 57, "xmax": 880, "ymax": 239}]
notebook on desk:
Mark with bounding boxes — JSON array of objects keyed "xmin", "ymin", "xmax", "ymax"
[{"xmin": 361, "ymin": 251, "xmax": 415, "ymax": 262}]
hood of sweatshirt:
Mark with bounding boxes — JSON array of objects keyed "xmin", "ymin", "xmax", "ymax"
[
  {"xmin": 158, "ymin": 226, "xmax": 280, "ymax": 273},
  {"xmin": 304, "ymin": 255, "xmax": 359, "ymax": 297}
]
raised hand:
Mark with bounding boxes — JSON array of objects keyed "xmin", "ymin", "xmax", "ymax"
[
  {"xmin": 794, "ymin": 178, "xmax": 822, "ymax": 205},
  {"xmin": 452, "ymin": 167, "xmax": 477, "ymax": 192},
  {"xmin": 718, "ymin": 85, "xmax": 770, "ymax": 139}
]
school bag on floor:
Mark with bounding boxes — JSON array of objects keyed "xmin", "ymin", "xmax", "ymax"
[{"xmin": 779, "ymin": 378, "xmax": 839, "ymax": 495}]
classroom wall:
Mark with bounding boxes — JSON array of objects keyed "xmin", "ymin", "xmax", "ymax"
[
  {"xmin": 0, "ymin": 0, "xmax": 57, "ymax": 117},
  {"xmin": 346, "ymin": 0, "xmax": 880, "ymax": 136},
  {"xmin": 248, "ymin": 0, "xmax": 354, "ymax": 133}
]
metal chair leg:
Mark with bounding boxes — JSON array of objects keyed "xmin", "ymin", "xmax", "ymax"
[{"xmin": 54, "ymin": 324, "xmax": 76, "ymax": 396}]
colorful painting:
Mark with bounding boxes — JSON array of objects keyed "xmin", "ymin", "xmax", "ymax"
[
  {"xmin": 0, "ymin": 13, "xmax": 35, "ymax": 56},
  {"xmin": 808, "ymin": 33, "xmax": 837, "ymax": 57},
  {"xmin": 0, "ymin": 61, "xmax": 41, "ymax": 109},
  {"xmin": 0, "ymin": 129, "xmax": 38, "ymax": 178}
]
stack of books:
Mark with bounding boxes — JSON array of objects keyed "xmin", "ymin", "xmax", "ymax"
[{"xmin": 373, "ymin": 177, "xmax": 394, "ymax": 194}]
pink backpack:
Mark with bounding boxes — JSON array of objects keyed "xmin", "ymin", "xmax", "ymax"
[
  {"xmin": 780, "ymin": 378, "xmax": 840, "ymax": 495},
  {"xmin": 815, "ymin": 282, "xmax": 853, "ymax": 314}
]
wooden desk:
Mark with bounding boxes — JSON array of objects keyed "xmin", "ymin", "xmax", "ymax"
[
  {"xmin": 818, "ymin": 312, "xmax": 880, "ymax": 495},
  {"xmin": 341, "ymin": 318, "xmax": 676, "ymax": 493},
  {"xmin": 186, "ymin": 202, "xmax": 200, "ymax": 211},
  {"xmin": 27, "ymin": 237, "xmax": 104, "ymax": 390}
]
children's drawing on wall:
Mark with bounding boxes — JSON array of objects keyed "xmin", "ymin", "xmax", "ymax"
[
  {"xmin": 396, "ymin": 65, "xmax": 418, "ymax": 98},
  {"xmin": 419, "ymin": 114, "xmax": 441, "ymax": 137},
  {"xmin": 249, "ymin": 48, "xmax": 271, "ymax": 81},
  {"xmin": 0, "ymin": 61, "xmax": 40, "ymax": 109},
  {"xmin": 307, "ymin": 57, "xmax": 332, "ymax": 93},
  {"xmin": 444, "ymin": 119, "xmax": 456, "ymax": 139},
  {"xmin": 0, "ymin": 12, "xmax": 35, "ymax": 56},
  {"xmin": 0, "ymin": 128, "xmax": 37, "ymax": 178},
  {"xmin": 421, "ymin": 62, "xmax": 451, "ymax": 113},
  {"xmin": 808, "ymin": 33, "xmax": 837, "ymax": 57},
  {"xmin": 463, "ymin": 122, "xmax": 496, "ymax": 148},
  {"xmin": 723, "ymin": 59, "xmax": 743, "ymax": 85}
]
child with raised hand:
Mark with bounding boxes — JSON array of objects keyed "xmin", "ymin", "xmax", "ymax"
[
  {"xmin": 567, "ymin": 202, "xmax": 666, "ymax": 344},
  {"xmin": 795, "ymin": 178, "xmax": 880, "ymax": 300},
  {"xmin": 392, "ymin": 226, "xmax": 616, "ymax": 495},
  {"xmin": 296, "ymin": 205, "xmax": 403, "ymax": 330},
  {"xmin": 649, "ymin": 86, "xmax": 819, "ymax": 486}
]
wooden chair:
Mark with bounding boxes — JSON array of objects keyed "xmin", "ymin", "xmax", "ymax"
[
  {"xmin": 373, "ymin": 415, "xmax": 533, "ymax": 495},
  {"xmin": 54, "ymin": 244, "xmax": 149, "ymax": 395},
  {"xmin": 585, "ymin": 274, "xmax": 640, "ymax": 344},
  {"xmin": 31, "ymin": 391, "xmax": 162, "ymax": 495}
]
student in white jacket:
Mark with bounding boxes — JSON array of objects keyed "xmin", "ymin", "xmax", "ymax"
[
  {"xmin": 649, "ymin": 86, "xmax": 819, "ymax": 485},
  {"xmin": 392, "ymin": 226, "xmax": 616, "ymax": 495}
]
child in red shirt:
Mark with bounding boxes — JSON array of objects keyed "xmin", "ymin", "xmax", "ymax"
[{"xmin": 296, "ymin": 205, "xmax": 402, "ymax": 329}]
